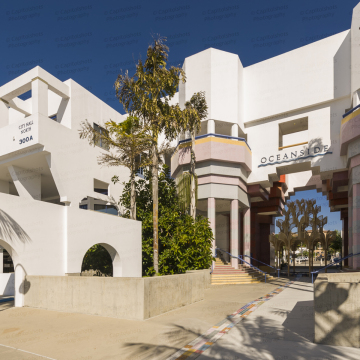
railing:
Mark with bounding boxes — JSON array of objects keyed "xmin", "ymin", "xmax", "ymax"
[
  {"xmin": 215, "ymin": 247, "xmax": 269, "ymax": 283},
  {"xmin": 241, "ymin": 254, "xmax": 280, "ymax": 278},
  {"xmin": 311, "ymin": 252, "xmax": 360, "ymax": 283},
  {"xmin": 342, "ymin": 104, "xmax": 360, "ymax": 118}
]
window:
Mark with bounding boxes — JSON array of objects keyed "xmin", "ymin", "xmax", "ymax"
[
  {"xmin": 94, "ymin": 179, "xmax": 109, "ymax": 195},
  {"xmin": 94, "ymin": 188, "xmax": 108, "ymax": 195},
  {"xmin": 135, "ymin": 154, "xmax": 144, "ymax": 177},
  {"xmin": 94, "ymin": 123, "xmax": 109, "ymax": 150},
  {"xmin": 94, "ymin": 204, "xmax": 118, "ymax": 215},
  {"xmin": 79, "ymin": 204, "xmax": 88, "ymax": 210},
  {"xmin": 50, "ymin": 114, "xmax": 57, "ymax": 121},
  {"xmin": 279, "ymin": 117, "xmax": 308, "ymax": 150}
]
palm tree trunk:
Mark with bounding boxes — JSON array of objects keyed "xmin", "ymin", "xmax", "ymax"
[
  {"xmin": 130, "ymin": 169, "xmax": 136, "ymax": 220},
  {"xmin": 325, "ymin": 247, "xmax": 327, "ymax": 273},
  {"xmin": 190, "ymin": 131, "xmax": 196, "ymax": 220},
  {"xmin": 287, "ymin": 248, "xmax": 290, "ymax": 277},
  {"xmin": 152, "ymin": 141, "xmax": 159, "ymax": 274}
]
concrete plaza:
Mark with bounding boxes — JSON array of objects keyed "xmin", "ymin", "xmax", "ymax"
[{"xmin": 0, "ymin": 278, "xmax": 359, "ymax": 360}]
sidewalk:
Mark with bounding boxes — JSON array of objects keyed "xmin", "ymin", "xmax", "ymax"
[
  {"xmin": 0, "ymin": 279, "xmax": 289, "ymax": 360},
  {"xmin": 194, "ymin": 277, "xmax": 360, "ymax": 359}
]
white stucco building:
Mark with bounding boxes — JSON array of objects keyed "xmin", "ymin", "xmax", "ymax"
[
  {"xmin": 0, "ymin": 67, "xmax": 142, "ymax": 306},
  {"xmin": 2, "ymin": 2, "xmax": 360, "ymax": 307},
  {"xmin": 171, "ymin": 3, "xmax": 360, "ymax": 270}
]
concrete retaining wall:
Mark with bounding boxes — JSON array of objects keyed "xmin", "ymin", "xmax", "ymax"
[
  {"xmin": 314, "ymin": 273, "xmax": 360, "ymax": 347},
  {"xmin": 0, "ymin": 273, "xmax": 14, "ymax": 296},
  {"xmin": 24, "ymin": 269, "xmax": 211, "ymax": 320}
]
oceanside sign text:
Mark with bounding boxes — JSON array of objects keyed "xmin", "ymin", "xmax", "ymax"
[{"xmin": 258, "ymin": 145, "xmax": 331, "ymax": 167}]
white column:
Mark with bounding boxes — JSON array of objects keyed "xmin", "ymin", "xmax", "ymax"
[
  {"xmin": 8, "ymin": 165, "xmax": 41, "ymax": 200},
  {"xmin": 32, "ymin": 78, "xmax": 48, "ymax": 116},
  {"xmin": 0, "ymin": 99, "xmax": 9, "ymax": 128},
  {"xmin": 231, "ymin": 124, "xmax": 239, "ymax": 138},
  {"xmin": 230, "ymin": 200, "xmax": 239, "ymax": 268},
  {"xmin": 207, "ymin": 119, "xmax": 215, "ymax": 134},
  {"xmin": 14, "ymin": 265, "xmax": 25, "ymax": 307},
  {"xmin": 208, "ymin": 198, "xmax": 216, "ymax": 256},
  {"xmin": 243, "ymin": 207, "xmax": 251, "ymax": 257},
  {"xmin": 0, "ymin": 247, "xmax": 3, "ymax": 274}
]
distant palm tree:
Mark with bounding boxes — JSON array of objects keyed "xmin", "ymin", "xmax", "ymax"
[{"xmin": 79, "ymin": 116, "xmax": 152, "ymax": 220}]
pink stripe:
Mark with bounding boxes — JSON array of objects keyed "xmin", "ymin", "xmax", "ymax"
[{"xmin": 198, "ymin": 175, "xmax": 247, "ymax": 192}]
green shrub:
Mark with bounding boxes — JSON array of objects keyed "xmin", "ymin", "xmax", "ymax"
[{"xmin": 119, "ymin": 165, "xmax": 213, "ymax": 276}]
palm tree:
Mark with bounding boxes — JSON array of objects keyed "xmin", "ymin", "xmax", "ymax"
[
  {"xmin": 114, "ymin": 36, "xmax": 197, "ymax": 273},
  {"xmin": 177, "ymin": 92, "xmax": 208, "ymax": 219},
  {"xmin": 79, "ymin": 116, "xmax": 152, "ymax": 220}
]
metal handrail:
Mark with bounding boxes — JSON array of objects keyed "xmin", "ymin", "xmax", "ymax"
[
  {"xmin": 311, "ymin": 252, "xmax": 360, "ymax": 283},
  {"xmin": 241, "ymin": 254, "xmax": 280, "ymax": 277},
  {"xmin": 215, "ymin": 247, "xmax": 269, "ymax": 283}
]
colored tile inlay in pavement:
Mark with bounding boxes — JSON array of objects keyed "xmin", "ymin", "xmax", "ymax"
[{"xmin": 167, "ymin": 281, "xmax": 293, "ymax": 360}]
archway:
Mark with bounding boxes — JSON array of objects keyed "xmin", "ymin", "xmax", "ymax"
[
  {"xmin": 80, "ymin": 243, "xmax": 121, "ymax": 277},
  {"xmin": 272, "ymin": 189, "xmax": 340, "ymax": 277}
]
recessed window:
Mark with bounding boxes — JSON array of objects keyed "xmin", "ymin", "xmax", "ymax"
[
  {"xmin": 94, "ymin": 204, "xmax": 118, "ymax": 215},
  {"xmin": 94, "ymin": 179, "xmax": 109, "ymax": 195},
  {"xmin": 279, "ymin": 117, "xmax": 308, "ymax": 150},
  {"xmin": 93, "ymin": 123, "xmax": 109, "ymax": 150}
]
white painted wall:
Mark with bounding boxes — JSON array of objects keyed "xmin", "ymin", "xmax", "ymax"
[
  {"xmin": 0, "ymin": 273, "xmax": 14, "ymax": 296},
  {"xmin": 244, "ymin": 31, "xmax": 351, "ymax": 123}
]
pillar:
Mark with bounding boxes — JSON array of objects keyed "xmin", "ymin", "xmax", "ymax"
[
  {"xmin": 353, "ymin": 184, "xmax": 360, "ymax": 269},
  {"xmin": 0, "ymin": 247, "xmax": 3, "ymax": 273},
  {"xmin": 343, "ymin": 217, "xmax": 349, "ymax": 267},
  {"xmin": 8, "ymin": 165, "xmax": 41, "ymax": 200},
  {"xmin": 208, "ymin": 198, "xmax": 216, "ymax": 256},
  {"xmin": 270, "ymin": 221, "xmax": 275, "ymax": 267},
  {"xmin": 230, "ymin": 200, "xmax": 239, "ymax": 268},
  {"xmin": 243, "ymin": 208, "xmax": 251, "ymax": 257},
  {"xmin": 14, "ymin": 265, "xmax": 25, "ymax": 307},
  {"xmin": 0, "ymin": 99, "xmax": 9, "ymax": 128},
  {"xmin": 32, "ymin": 78, "xmax": 48, "ymax": 116},
  {"xmin": 207, "ymin": 119, "xmax": 215, "ymax": 134},
  {"xmin": 349, "ymin": 196, "xmax": 353, "ymax": 268},
  {"xmin": 231, "ymin": 124, "xmax": 238, "ymax": 138}
]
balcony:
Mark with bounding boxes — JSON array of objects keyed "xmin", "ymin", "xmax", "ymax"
[{"xmin": 171, "ymin": 133, "xmax": 252, "ymax": 177}]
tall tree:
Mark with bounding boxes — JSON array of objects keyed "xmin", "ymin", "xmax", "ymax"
[
  {"xmin": 178, "ymin": 92, "xmax": 208, "ymax": 219},
  {"xmin": 114, "ymin": 36, "xmax": 196, "ymax": 273},
  {"xmin": 79, "ymin": 116, "xmax": 152, "ymax": 220}
]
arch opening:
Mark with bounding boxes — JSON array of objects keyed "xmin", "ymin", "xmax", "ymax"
[{"xmin": 81, "ymin": 243, "xmax": 121, "ymax": 277}]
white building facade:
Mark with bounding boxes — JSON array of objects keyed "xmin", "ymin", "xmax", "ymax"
[
  {"xmin": 171, "ymin": 3, "xmax": 360, "ymax": 270},
  {"xmin": 1, "ymin": 3, "xmax": 360, "ymax": 307},
  {"xmin": 0, "ymin": 67, "xmax": 142, "ymax": 306}
]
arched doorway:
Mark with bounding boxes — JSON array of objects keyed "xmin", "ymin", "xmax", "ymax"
[{"xmin": 80, "ymin": 243, "xmax": 121, "ymax": 277}]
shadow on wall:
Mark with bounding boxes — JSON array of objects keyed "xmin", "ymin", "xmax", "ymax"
[{"xmin": 0, "ymin": 210, "xmax": 31, "ymax": 244}]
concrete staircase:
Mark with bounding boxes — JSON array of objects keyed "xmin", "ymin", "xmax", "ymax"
[{"xmin": 211, "ymin": 258, "xmax": 273, "ymax": 285}]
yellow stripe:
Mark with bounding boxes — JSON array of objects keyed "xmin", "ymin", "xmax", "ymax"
[
  {"xmin": 341, "ymin": 107, "xmax": 360, "ymax": 125},
  {"xmin": 171, "ymin": 137, "xmax": 251, "ymax": 158}
]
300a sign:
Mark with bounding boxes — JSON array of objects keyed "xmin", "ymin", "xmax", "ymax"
[{"xmin": 19, "ymin": 136, "xmax": 33, "ymax": 145}]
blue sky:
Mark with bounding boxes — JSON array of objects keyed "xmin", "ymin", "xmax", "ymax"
[
  {"xmin": 278, "ymin": 189, "xmax": 342, "ymax": 233},
  {"xmin": 1, "ymin": 0, "xmax": 354, "ymax": 232}
]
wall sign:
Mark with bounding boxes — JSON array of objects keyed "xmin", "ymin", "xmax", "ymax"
[
  {"xmin": 18, "ymin": 120, "xmax": 34, "ymax": 145},
  {"xmin": 258, "ymin": 145, "xmax": 332, "ymax": 167}
]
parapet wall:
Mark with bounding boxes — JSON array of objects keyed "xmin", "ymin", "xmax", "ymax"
[
  {"xmin": 314, "ymin": 272, "xmax": 360, "ymax": 347},
  {"xmin": 23, "ymin": 269, "xmax": 210, "ymax": 320}
]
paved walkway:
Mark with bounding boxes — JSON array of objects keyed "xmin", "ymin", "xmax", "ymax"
[
  {"xmin": 170, "ymin": 277, "xmax": 360, "ymax": 360},
  {"xmin": 0, "ymin": 279, "xmax": 288, "ymax": 360},
  {"xmin": 1, "ymin": 278, "xmax": 360, "ymax": 359}
]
